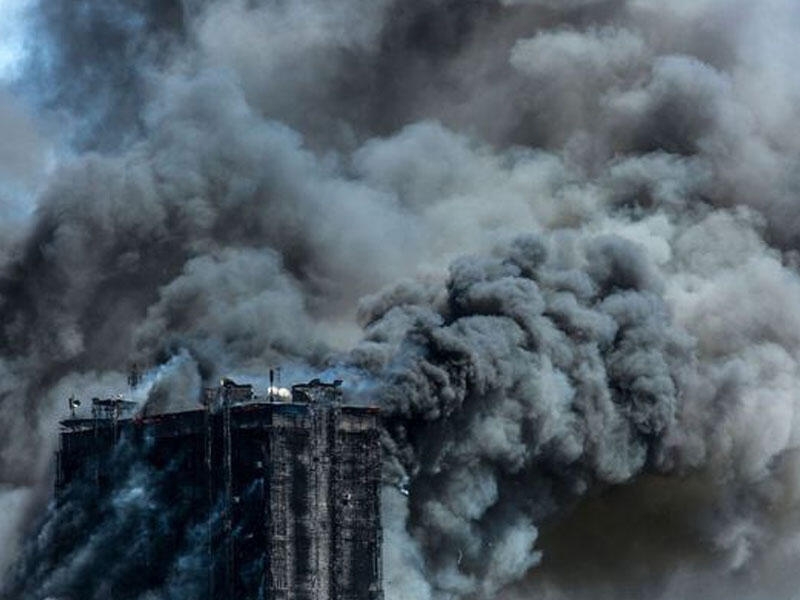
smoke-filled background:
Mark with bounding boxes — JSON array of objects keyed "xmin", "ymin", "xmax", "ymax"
[{"xmin": 2, "ymin": 0, "xmax": 800, "ymax": 597}]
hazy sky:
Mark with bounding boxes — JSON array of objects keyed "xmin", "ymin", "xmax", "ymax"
[{"xmin": 0, "ymin": 0, "xmax": 31, "ymax": 80}]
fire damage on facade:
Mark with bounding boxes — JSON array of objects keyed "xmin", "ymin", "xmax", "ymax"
[{"xmin": 54, "ymin": 376, "xmax": 383, "ymax": 600}]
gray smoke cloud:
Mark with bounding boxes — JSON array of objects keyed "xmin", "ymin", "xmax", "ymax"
[
  {"xmin": 2, "ymin": 0, "xmax": 800, "ymax": 598},
  {"xmin": 0, "ymin": 85, "xmax": 47, "ymax": 256},
  {"xmin": 347, "ymin": 231, "xmax": 694, "ymax": 596}
]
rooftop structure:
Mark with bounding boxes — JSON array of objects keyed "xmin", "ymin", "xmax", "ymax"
[{"xmin": 55, "ymin": 377, "xmax": 383, "ymax": 600}]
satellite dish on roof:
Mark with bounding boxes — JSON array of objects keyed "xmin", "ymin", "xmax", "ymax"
[{"xmin": 68, "ymin": 397, "xmax": 81, "ymax": 418}]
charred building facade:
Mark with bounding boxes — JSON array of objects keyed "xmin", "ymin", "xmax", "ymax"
[{"xmin": 55, "ymin": 379, "xmax": 383, "ymax": 600}]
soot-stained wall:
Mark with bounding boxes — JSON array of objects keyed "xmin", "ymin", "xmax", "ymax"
[{"xmin": 54, "ymin": 381, "xmax": 383, "ymax": 600}]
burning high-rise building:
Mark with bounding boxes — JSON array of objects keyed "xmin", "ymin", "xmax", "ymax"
[{"xmin": 54, "ymin": 378, "xmax": 383, "ymax": 600}]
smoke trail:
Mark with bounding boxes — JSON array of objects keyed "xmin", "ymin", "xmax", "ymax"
[{"xmin": 2, "ymin": 0, "xmax": 800, "ymax": 598}]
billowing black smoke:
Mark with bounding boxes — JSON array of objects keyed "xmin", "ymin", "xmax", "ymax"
[
  {"xmin": 347, "ymin": 232, "xmax": 693, "ymax": 595},
  {"xmin": 2, "ymin": 0, "xmax": 800, "ymax": 598}
]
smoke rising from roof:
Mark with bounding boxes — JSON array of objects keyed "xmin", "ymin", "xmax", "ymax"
[{"xmin": 3, "ymin": 0, "xmax": 800, "ymax": 598}]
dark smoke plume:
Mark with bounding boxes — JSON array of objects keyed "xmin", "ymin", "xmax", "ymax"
[
  {"xmin": 2, "ymin": 0, "xmax": 800, "ymax": 598},
  {"xmin": 348, "ymin": 232, "xmax": 694, "ymax": 595}
]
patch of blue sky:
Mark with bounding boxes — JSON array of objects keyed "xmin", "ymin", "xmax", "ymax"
[{"xmin": 0, "ymin": 0, "xmax": 33, "ymax": 81}]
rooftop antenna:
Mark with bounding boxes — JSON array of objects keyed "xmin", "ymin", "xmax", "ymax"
[
  {"xmin": 127, "ymin": 363, "xmax": 141, "ymax": 390},
  {"xmin": 269, "ymin": 368, "xmax": 274, "ymax": 402}
]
